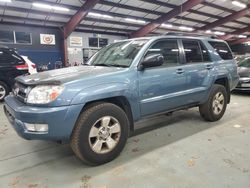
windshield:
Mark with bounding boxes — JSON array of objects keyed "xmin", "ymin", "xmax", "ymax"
[
  {"xmin": 239, "ymin": 58, "xmax": 250, "ymax": 68},
  {"xmin": 88, "ymin": 39, "xmax": 148, "ymax": 68}
]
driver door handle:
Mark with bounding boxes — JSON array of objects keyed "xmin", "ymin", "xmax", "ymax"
[
  {"xmin": 176, "ymin": 68, "xmax": 184, "ymax": 74},
  {"xmin": 206, "ymin": 64, "xmax": 213, "ymax": 70}
]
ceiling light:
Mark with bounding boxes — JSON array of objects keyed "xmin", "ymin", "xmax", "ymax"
[
  {"xmin": 124, "ymin": 18, "xmax": 146, "ymax": 24},
  {"xmin": 33, "ymin": 2, "xmax": 69, "ymax": 12},
  {"xmin": 232, "ymin": 1, "xmax": 247, "ymax": 8},
  {"xmin": 161, "ymin": 23, "xmax": 173, "ymax": 28},
  {"xmin": 88, "ymin": 12, "xmax": 113, "ymax": 19},
  {"xmin": 205, "ymin": 30, "xmax": 212, "ymax": 34},
  {"xmin": 0, "ymin": 0, "xmax": 12, "ymax": 2},
  {"xmin": 52, "ymin": 6, "xmax": 70, "ymax": 12},
  {"xmin": 214, "ymin": 31, "xmax": 225, "ymax": 35},
  {"xmin": 179, "ymin": 26, "xmax": 193, "ymax": 31},
  {"xmin": 238, "ymin": 35, "xmax": 247, "ymax": 38}
]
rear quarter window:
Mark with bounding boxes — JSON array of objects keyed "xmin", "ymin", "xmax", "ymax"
[{"xmin": 208, "ymin": 41, "xmax": 233, "ymax": 60}]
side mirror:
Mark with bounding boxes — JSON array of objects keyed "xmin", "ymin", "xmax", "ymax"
[{"xmin": 138, "ymin": 54, "xmax": 164, "ymax": 70}]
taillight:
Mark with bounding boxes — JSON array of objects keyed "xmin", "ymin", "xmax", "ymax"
[{"xmin": 15, "ymin": 63, "xmax": 29, "ymax": 70}]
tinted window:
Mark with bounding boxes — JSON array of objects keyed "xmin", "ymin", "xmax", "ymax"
[
  {"xmin": 0, "ymin": 49, "xmax": 23, "ymax": 64},
  {"xmin": 209, "ymin": 41, "xmax": 233, "ymax": 60},
  {"xmin": 0, "ymin": 30, "xmax": 14, "ymax": 43},
  {"xmin": 99, "ymin": 38, "xmax": 108, "ymax": 47},
  {"xmin": 145, "ymin": 39, "xmax": 180, "ymax": 66},
  {"xmin": 15, "ymin": 32, "xmax": 32, "ymax": 44},
  {"xmin": 89, "ymin": 37, "xmax": 98, "ymax": 47},
  {"xmin": 239, "ymin": 58, "xmax": 250, "ymax": 68},
  {"xmin": 200, "ymin": 43, "xmax": 211, "ymax": 62},
  {"xmin": 183, "ymin": 40, "xmax": 202, "ymax": 63}
]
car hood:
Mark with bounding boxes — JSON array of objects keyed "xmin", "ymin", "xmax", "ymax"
[
  {"xmin": 237, "ymin": 67, "xmax": 250, "ymax": 78},
  {"xmin": 15, "ymin": 66, "xmax": 126, "ymax": 85}
]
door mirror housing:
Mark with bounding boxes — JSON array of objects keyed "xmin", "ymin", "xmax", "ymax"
[{"xmin": 138, "ymin": 54, "xmax": 164, "ymax": 70}]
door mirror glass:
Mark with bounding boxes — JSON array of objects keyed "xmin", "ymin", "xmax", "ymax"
[{"xmin": 139, "ymin": 54, "xmax": 164, "ymax": 70}]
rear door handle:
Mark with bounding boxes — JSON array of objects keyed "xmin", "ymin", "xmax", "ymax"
[
  {"xmin": 206, "ymin": 64, "xmax": 213, "ymax": 70},
  {"xmin": 176, "ymin": 68, "xmax": 184, "ymax": 74}
]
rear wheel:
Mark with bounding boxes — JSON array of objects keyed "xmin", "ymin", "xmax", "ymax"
[
  {"xmin": 199, "ymin": 84, "xmax": 227, "ymax": 122},
  {"xmin": 0, "ymin": 81, "xmax": 9, "ymax": 102},
  {"xmin": 70, "ymin": 102, "xmax": 129, "ymax": 165}
]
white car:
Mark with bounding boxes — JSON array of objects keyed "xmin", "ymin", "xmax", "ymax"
[{"xmin": 21, "ymin": 56, "xmax": 37, "ymax": 74}]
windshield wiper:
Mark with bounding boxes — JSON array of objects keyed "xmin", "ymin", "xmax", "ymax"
[
  {"xmin": 94, "ymin": 63, "xmax": 128, "ymax": 68},
  {"xmin": 108, "ymin": 64, "xmax": 129, "ymax": 68},
  {"xmin": 94, "ymin": 63, "xmax": 112, "ymax": 67}
]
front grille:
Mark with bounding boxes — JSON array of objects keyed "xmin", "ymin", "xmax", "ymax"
[{"xmin": 13, "ymin": 82, "xmax": 30, "ymax": 102}]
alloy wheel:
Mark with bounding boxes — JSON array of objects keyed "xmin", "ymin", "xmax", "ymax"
[{"xmin": 88, "ymin": 116, "xmax": 121, "ymax": 154}]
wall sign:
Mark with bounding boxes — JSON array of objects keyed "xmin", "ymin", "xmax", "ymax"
[
  {"xmin": 40, "ymin": 34, "xmax": 55, "ymax": 45},
  {"xmin": 70, "ymin": 36, "xmax": 83, "ymax": 47}
]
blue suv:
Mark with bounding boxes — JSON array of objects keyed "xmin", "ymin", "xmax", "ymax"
[{"xmin": 4, "ymin": 36, "xmax": 239, "ymax": 165}]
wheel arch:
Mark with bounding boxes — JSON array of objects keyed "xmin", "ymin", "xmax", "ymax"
[
  {"xmin": 80, "ymin": 96, "xmax": 135, "ymax": 133},
  {"xmin": 214, "ymin": 77, "xmax": 230, "ymax": 103}
]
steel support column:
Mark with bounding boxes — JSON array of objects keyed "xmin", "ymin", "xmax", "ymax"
[{"xmin": 63, "ymin": 0, "xmax": 100, "ymax": 39}]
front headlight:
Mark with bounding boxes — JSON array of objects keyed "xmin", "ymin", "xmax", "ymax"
[{"xmin": 27, "ymin": 85, "xmax": 64, "ymax": 104}]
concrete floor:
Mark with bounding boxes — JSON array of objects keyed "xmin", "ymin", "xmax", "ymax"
[{"xmin": 0, "ymin": 93, "xmax": 249, "ymax": 188}]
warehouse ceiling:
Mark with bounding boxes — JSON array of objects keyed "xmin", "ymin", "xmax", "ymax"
[{"xmin": 0, "ymin": 0, "xmax": 249, "ymax": 44}]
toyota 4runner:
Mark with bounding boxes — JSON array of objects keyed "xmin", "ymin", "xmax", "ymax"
[{"xmin": 4, "ymin": 36, "xmax": 239, "ymax": 165}]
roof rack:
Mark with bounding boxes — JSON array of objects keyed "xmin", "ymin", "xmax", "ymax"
[{"xmin": 165, "ymin": 31, "xmax": 219, "ymax": 39}]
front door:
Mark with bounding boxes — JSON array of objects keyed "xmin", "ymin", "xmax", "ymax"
[{"xmin": 138, "ymin": 39, "xmax": 188, "ymax": 117}]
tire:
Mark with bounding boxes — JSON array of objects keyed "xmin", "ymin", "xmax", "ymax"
[
  {"xmin": 199, "ymin": 84, "xmax": 228, "ymax": 122},
  {"xmin": 70, "ymin": 102, "xmax": 129, "ymax": 165},
  {"xmin": 0, "ymin": 81, "xmax": 9, "ymax": 102}
]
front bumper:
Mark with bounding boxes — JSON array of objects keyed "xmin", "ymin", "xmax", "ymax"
[
  {"xmin": 4, "ymin": 95, "xmax": 84, "ymax": 141},
  {"xmin": 234, "ymin": 77, "xmax": 250, "ymax": 91}
]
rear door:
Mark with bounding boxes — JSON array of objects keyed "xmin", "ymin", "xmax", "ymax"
[
  {"xmin": 180, "ymin": 39, "xmax": 214, "ymax": 103},
  {"xmin": 138, "ymin": 39, "xmax": 189, "ymax": 116}
]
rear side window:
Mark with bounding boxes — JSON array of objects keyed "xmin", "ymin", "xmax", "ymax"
[
  {"xmin": 208, "ymin": 41, "xmax": 233, "ymax": 60},
  {"xmin": 200, "ymin": 43, "xmax": 211, "ymax": 62},
  {"xmin": 182, "ymin": 40, "xmax": 203, "ymax": 63}
]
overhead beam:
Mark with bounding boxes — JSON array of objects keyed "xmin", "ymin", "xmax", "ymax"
[
  {"xmin": 63, "ymin": 0, "xmax": 100, "ymax": 39},
  {"xmin": 140, "ymin": 0, "xmax": 247, "ymax": 27},
  {"xmin": 230, "ymin": 38, "xmax": 250, "ymax": 45},
  {"xmin": 18, "ymin": 0, "xmax": 250, "ymax": 22},
  {"xmin": 220, "ymin": 26, "xmax": 250, "ymax": 40},
  {"xmin": 131, "ymin": 0, "xmax": 204, "ymax": 38},
  {"xmin": 202, "ymin": 1, "xmax": 250, "ymax": 20},
  {"xmin": 0, "ymin": 5, "xmax": 241, "ymax": 32},
  {"xmin": 198, "ymin": 6, "xmax": 250, "ymax": 31}
]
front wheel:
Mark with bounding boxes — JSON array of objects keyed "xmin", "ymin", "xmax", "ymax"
[
  {"xmin": 70, "ymin": 102, "xmax": 129, "ymax": 165},
  {"xmin": 199, "ymin": 84, "xmax": 228, "ymax": 122}
]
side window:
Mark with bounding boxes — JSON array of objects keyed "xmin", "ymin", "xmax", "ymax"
[
  {"xmin": 182, "ymin": 40, "xmax": 203, "ymax": 63},
  {"xmin": 145, "ymin": 39, "xmax": 180, "ymax": 66},
  {"xmin": 208, "ymin": 41, "xmax": 233, "ymax": 60},
  {"xmin": 200, "ymin": 43, "xmax": 211, "ymax": 62}
]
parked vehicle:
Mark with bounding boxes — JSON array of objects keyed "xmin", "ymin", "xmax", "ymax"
[
  {"xmin": 234, "ymin": 57, "xmax": 250, "ymax": 91},
  {"xmin": 0, "ymin": 46, "xmax": 29, "ymax": 101},
  {"xmin": 4, "ymin": 36, "xmax": 239, "ymax": 165},
  {"xmin": 21, "ymin": 56, "xmax": 37, "ymax": 75}
]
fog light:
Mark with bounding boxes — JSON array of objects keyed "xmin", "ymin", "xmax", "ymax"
[{"xmin": 24, "ymin": 123, "xmax": 48, "ymax": 132}]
